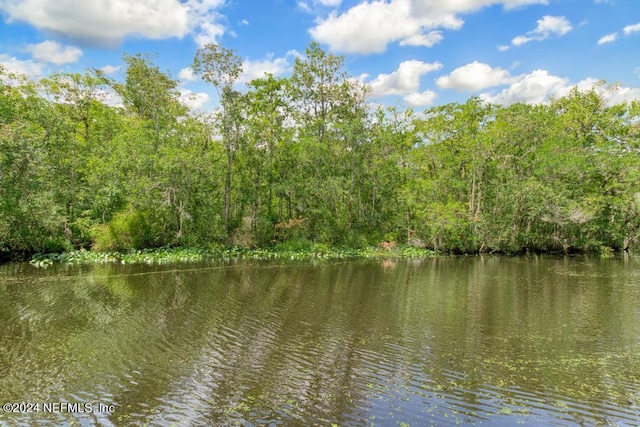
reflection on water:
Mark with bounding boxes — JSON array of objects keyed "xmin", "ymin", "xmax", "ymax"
[{"xmin": 1, "ymin": 256, "xmax": 639, "ymax": 426}]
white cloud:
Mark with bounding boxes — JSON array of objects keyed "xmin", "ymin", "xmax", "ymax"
[
  {"xmin": 623, "ymin": 22, "xmax": 640, "ymax": 35},
  {"xmin": 26, "ymin": 40, "xmax": 82, "ymax": 65},
  {"xmin": 479, "ymin": 69, "xmax": 568, "ymax": 104},
  {"xmin": 399, "ymin": 31, "xmax": 444, "ymax": 47},
  {"xmin": 553, "ymin": 77, "xmax": 600, "ymax": 98},
  {"xmin": 557, "ymin": 79, "xmax": 640, "ymax": 104},
  {"xmin": 298, "ymin": 0, "xmax": 342, "ymax": 13},
  {"xmin": 411, "ymin": 0, "xmax": 548, "ymax": 16},
  {"xmin": 187, "ymin": 0, "xmax": 226, "ymax": 47},
  {"xmin": 535, "ymin": 15, "xmax": 572, "ymax": 35},
  {"xmin": 0, "ymin": 54, "xmax": 45, "ymax": 77},
  {"xmin": 310, "ymin": 0, "xmax": 421, "ymax": 54},
  {"xmin": 368, "ymin": 59, "xmax": 442, "ymax": 97},
  {"xmin": 179, "ymin": 89, "xmax": 210, "ymax": 110},
  {"xmin": 512, "ymin": 35, "xmax": 533, "ymax": 46},
  {"xmin": 479, "ymin": 71, "xmax": 640, "ymax": 106},
  {"xmin": 100, "ymin": 65, "xmax": 121, "ymax": 75},
  {"xmin": 512, "ymin": 15, "xmax": 572, "ymax": 46},
  {"xmin": 606, "ymin": 86, "xmax": 640, "ymax": 104},
  {"xmin": 310, "ymin": 0, "xmax": 547, "ymax": 54},
  {"xmin": 241, "ymin": 19, "xmax": 249, "ymax": 25},
  {"xmin": 436, "ymin": 61, "xmax": 511, "ymax": 91},
  {"xmin": 348, "ymin": 73, "xmax": 370, "ymax": 86},
  {"xmin": 498, "ymin": 44, "xmax": 510, "ymax": 51},
  {"xmin": 179, "ymin": 67, "xmax": 197, "ymax": 82},
  {"xmin": 298, "ymin": 1, "xmax": 312, "ymax": 12},
  {"xmin": 0, "ymin": 0, "xmax": 225, "ymax": 46},
  {"xmin": 597, "ymin": 32, "xmax": 617, "ymax": 45},
  {"xmin": 95, "ymin": 87, "xmax": 124, "ymax": 108},
  {"xmin": 238, "ymin": 52, "xmax": 297, "ymax": 83},
  {"xmin": 404, "ymin": 89, "xmax": 437, "ymax": 106}
]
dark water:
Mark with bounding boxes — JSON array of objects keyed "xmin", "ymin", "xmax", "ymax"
[{"xmin": 1, "ymin": 256, "xmax": 639, "ymax": 426}]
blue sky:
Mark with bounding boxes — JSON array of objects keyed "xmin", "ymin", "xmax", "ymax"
[{"xmin": 1, "ymin": 0, "xmax": 639, "ymax": 111}]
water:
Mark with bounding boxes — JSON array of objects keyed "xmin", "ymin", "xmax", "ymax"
[{"xmin": 1, "ymin": 256, "xmax": 639, "ymax": 426}]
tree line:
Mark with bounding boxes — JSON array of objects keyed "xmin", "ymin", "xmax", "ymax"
[{"xmin": 1, "ymin": 42, "xmax": 640, "ymax": 259}]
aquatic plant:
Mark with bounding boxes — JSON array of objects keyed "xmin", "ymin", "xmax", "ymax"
[{"xmin": 28, "ymin": 244, "xmax": 436, "ymax": 268}]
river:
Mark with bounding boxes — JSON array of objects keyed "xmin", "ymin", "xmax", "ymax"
[{"xmin": 1, "ymin": 256, "xmax": 639, "ymax": 426}]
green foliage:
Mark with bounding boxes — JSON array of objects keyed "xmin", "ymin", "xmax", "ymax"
[
  {"xmin": 274, "ymin": 238, "xmax": 314, "ymax": 252},
  {"xmin": 92, "ymin": 208, "xmax": 158, "ymax": 251},
  {"xmin": 29, "ymin": 244, "xmax": 436, "ymax": 267},
  {"xmin": 2, "ymin": 47, "xmax": 640, "ymax": 260}
]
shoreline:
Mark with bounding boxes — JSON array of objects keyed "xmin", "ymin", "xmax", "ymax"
[
  {"xmin": 18, "ymin": 244, "xmax": 629, "ymax": 268},
  {"xmin": 25, "ymin": 245, "xmax": 437, "ymax": 268}
]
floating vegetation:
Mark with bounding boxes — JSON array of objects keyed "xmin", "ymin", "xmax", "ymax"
[{"xmin": 28, "ymin": 245, "xmax": 436, "ymax": 268}]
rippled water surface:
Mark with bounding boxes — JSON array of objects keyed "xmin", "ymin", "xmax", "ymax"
[{"xmin": 1, "ymin": 256, "xmax": 639, "ymax": 426}]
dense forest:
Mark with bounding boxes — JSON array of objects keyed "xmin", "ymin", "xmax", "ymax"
[{"xmin": 1, "ymin": 42, "xmax": 640, "ymax": 259}]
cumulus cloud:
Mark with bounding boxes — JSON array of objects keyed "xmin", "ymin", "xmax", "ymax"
[
  {"xmin": 411, "ymin": 0, "xmax": 548, "ymax": 16},
  {"xmin": 238, "ymin": 51, "xmax": 297, "ymax": 83},
  {"xmin": 310, "ymin": 0, "xmax": 421, "ymax": 54},
  {"xmin": 597, "ymin": 32, "xmax": 617, "ymax": 45},
  {"xmin": 436, "ymin": 61, "xmax": 511, "ymax": 91},
  {"xmin": 0, "ymin": 54, "xmax": 45, "ymax": 77},
  {"xmin": 26, "ymin": 40, "xmax": 82, "ymax": 65},
  {"xmin": 623, "ymin": 22, "xmax": 640, "ymax": 35},
  {"xmin": 0, "ymin": 0, "xmax": 225, "ymax": 46},
  {"xmin": 100, "ymin": 65, "xmax": 121, "ymax": 75},
  {"xmin": 186, "ymin": 0, "xmax": 226, "ymax": 47},
  {"xmin": 179, "ymin": 67, "xmax": 198, "ymax": 82},
  {"xmin": 556, "ymin": 78, "xmax": 640, "ymax": 104},
  {"xmin": 512, "ymin": 15, "xmax": 572, "ymax": 46},
  {"xmin": 310, "ymin": 0, "xmax": 547, "ymax": 54},
  {"xmin": 95, "ymin": 87, "xmax": 125, "ymax": 108},
  {"xmin": 478, "ymin": 70, "xmax": 640, "ymax": 106},
  {"xmin": 404, "ymin": 89, "xmax": 437, "ymax": 106},
  {"xmin": 179, "ymin": 89, "xmax": 210, "ymax": 110},
  {"xmin": 399, "ymin": 31, "xmax": 443, "ymax": 48},
  {"xmin": 368, "ymin": 59, "xmax": 442, "ymax": 97},
  {"xmin": 605, "ymin": 86, "xmax": 640, "ymax": 104},
  {"xmin": 479, "ymin": 69, "xmax": 568, "ymax": 104}
]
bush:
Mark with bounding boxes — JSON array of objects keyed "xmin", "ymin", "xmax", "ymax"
[
  {"xmin": 275, "ymin": 237, "xmax": 314, "ymax": 252},
  {"xmin": 39, "ymin": 236, "xmax": 73, "ymax": 254},
  {"xmin": 91, "ymin": 208, "xmax": 159, "ymax": 251}
]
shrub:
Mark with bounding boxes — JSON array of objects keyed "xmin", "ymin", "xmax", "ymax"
[{"xmin": 91, "ymin": 207, "xmax": 158, "ymax": 251}]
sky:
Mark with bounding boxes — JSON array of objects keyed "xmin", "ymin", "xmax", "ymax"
[{"xmin": 1, "ymin": 0, "xmax": 639, "ymax": 111}]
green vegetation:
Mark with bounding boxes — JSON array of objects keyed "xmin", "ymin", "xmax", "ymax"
[
  {"xmin": 2, "ymin": 43, "xmax": 640, "ymax": 262},
  {"xmin": 28, "ymin": 244, "xmax": 434, "ymax": 267}
]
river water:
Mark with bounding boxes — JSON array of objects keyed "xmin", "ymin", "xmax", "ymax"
[{"xmin": 0, "ymin": 256, "xmax": 639, "ymax": 426}]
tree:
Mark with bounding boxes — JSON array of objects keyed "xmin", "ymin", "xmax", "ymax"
[
  {"xmin": 0, "ymin": 68, "xmax": 68, "ymax": 253},
  {"xmin": 285, "ymin": 42, "xmax": 371, "ymax": 243},
  {"xmin": 193, "ymin": 44, "xmax": 243, "ymax": 235},
  {"xmin": 115, "ymin": 53, "xmax": 183, "ymax": 153},
  {"xmin": 240, "ymin": 75, "xmax": 293, "ymax": 244}
]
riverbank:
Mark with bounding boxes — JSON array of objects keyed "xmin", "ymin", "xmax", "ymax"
[{"xmin": 27, "ymin": 244, "xmax": 436, "ymax": 268}]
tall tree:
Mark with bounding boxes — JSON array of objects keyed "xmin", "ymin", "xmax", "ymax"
[
  {"xmin": 115, "ymin": 53, "xmax": 182, "ymax": 153},
  {"xmin": 193, "ymin": 44, "xmax": 243, "ymax": 235}
]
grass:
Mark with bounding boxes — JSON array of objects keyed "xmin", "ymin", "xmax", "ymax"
[{"xmin": 28, "ymin": 244, "xmax": 436, "ymax": 267}]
